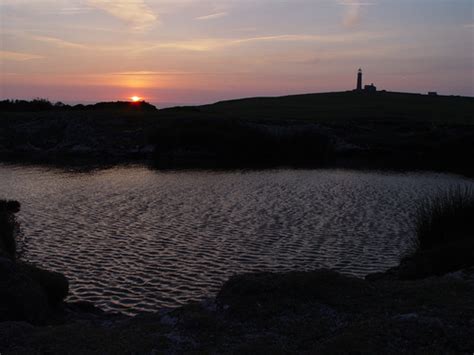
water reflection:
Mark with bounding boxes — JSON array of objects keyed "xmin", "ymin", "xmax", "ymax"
[{"xmin": 0, "ymin": 164, "xmax": 472, "ymax": 314}]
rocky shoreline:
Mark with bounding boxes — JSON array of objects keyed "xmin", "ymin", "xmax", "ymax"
[
  {"xmin": 1, "ymin": 202, "xmax": 473, "ymax": 353},
  {"xmin": 1, "ymin": 268, "xmax": 473, "ymax": 354}
]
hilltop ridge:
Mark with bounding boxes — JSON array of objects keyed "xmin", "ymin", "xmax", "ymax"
[{"xmin": 192, "ymin": 90, "xmax": 473, "ymax": 124}]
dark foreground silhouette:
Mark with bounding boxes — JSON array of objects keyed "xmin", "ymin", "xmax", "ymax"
[
  {"xmin": 1, "ymin": 91, "xmax": 473, "ymax": 175},
  {"xmin": 1, "ymin": 190, "xmax": 473, "ymax": 353}
]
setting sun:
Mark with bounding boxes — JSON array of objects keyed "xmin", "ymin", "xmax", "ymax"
[{"xmin": 130, "ymin": 96, "xmax": 142, "ymax": 102}]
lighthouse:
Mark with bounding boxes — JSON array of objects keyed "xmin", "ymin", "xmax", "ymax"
[{"xmin": 356, "ymin": 68, "xmax": 363, "ymax": 91}]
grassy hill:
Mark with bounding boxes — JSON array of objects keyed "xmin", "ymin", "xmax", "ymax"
[
  {"xmin": 189, "ymin": 91, "xmax": 474, "ymax": 124},
  {"xmin": 154, "ymin": 91, "xmax": 474, "ymax": 172}
]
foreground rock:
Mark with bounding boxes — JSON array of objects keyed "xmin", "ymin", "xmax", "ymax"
[
  {"xmin": 1, "ymin": 268, "xmax": 473, "ymax": 354},
  {"xmin": 0, "ymin": 201, "xmax": 69, "ymax": 325}
]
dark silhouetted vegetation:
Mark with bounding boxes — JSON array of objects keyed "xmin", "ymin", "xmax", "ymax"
[
  {"xmin": 0, "ymin": 200, "xmax": 21, "ymax": 258},
  {"xmin": 370, "ymin": 187, "xmax": 474, "ymax": 280},
  {"xmin": 151, "ymin": 118, "xmax": 334, "ymax": 168},
  {"xmin": 0, "ymin": 98, "xmax": 55, "ymax": 111},
  {"xmin": 415, "ymin": 187, "xmax": 474, "ymax": 251},
  {"xmin": 0, "ymin": 91, "xmax": 473, "ymax": 174},
  {"xmin": 84, "ymin": 101, "xmax": 158, "ymax": 112},
  {"xmin": 0, "ymin": 99, "xmax": 157, "ymax": 112}
]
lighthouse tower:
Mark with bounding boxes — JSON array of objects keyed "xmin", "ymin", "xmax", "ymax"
[{"xmin": 356, "ymin": 68, "xmax": 363, "ymax": 91}]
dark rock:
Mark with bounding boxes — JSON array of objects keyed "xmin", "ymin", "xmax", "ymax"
[
  {"xmin": 0, "ymin": 257, "xmax": 50, "ymax": 324},
  {"xmin": 316, "ymin": 316, "xmax": 449, "ymax": 354},
  {"xmin": 66, "ymin": 301, "xmax": 105, "ymax": 315},
  {"xmin": 0, "ymin": 200, "xmax": 19, "ymax": 258},
  {"xmin": 0, "ymin": 200, "xmax": 21, "ymax": 214},
  {"xmin": 0, "ymin": 199, "xmax": 69, "ymax": 326},
  {"xmin": 0, "ymin": 321, "xmax": 35, "ymax": 349},
  {"xmin": 19, "ymin": 262, "xmax": 69, "ymax": 306},
  {"xmin": 365, "ymin": 269, "xmax": 398, "ymax": 281},
  {"xmin": 0, "ymin": 253, "xmax": 68, "ymax": 324},
  {"xmin": 61, "ymin": 301, "xmax": 117, "ymax": 323},
  {"xmin": 0, "ymin": 266, "xmax": 473, "ymax": 354},
  {"xmin": 217, "ymin": 269, "xmax": 372, "ymax": 316}
]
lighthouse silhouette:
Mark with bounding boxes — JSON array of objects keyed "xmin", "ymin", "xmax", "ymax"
[{"xmin": 356, "ymin": 68, "xmax": 363, "ymax": 91}]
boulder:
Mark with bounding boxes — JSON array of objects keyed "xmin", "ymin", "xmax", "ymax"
[
  {"xmin": 0, "ymin": 257, "xmax": 50, "ymax": 324},
  {"xmin": 19, "ymin": 262, "xmax": 69, "ymax": 306},
  {"xmin": 0, "ymin": 321, "xmax": 35, "ymax": 350},
  {"xmin": 0, "ymin": 200, "xmax": 19, "ymax": 258},
  {"xmin": 0, "ymin": 257, "xmax": 69, "ymax": 324},
  {"xmin": 217, "ymin": 269, "xmax": 371, "ymax": 316}
]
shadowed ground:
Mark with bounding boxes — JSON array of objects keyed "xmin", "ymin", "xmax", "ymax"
[{"xmin": 1, "ymin": 268, "xmax": 473, "ymax": 354}]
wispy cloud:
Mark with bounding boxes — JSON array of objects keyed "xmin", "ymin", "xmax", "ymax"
[
  {"xmin": 147, "ymin": 39, "xmax": 220, "ymax": 52},
  {"xmin": 338, "ymin": 1, "xmax": 374, "ymax": 28},
  {"xmin": 110, "ymin": 71, "xmax": 194, "ymax": 76},
  {"xmin": 9, "ymin": 29, "xmax": 384, "ymax": 56},
  {"xmin": 57, "ymin": 6, "xmax": 93, "ymax": 15},
  {"xmin": 142, "ymin": 31, "xmax": 385, "ymax": 52},
  {"xmin": 0, "ymin": 50, "xmax": 43, "ymax": 61},
  {"xmin": 233, "ymin": 33, "xmax": 376, "ymax": 44},
  {"xmin": 195, "ymin": 12, "xmax": 228, "ymax": 21},
  {"xmin": 87, "ymin": 0, "xmax": 157, "ymax": 31},
  {"xmin": 464, "ymin": 23, "xmax": 474, "ymax": 29},
  {"xmin": 29, "ymin": 35, "xmax": 88, "ymax": 49}
]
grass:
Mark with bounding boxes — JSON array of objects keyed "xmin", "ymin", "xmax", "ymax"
[
  {"xmin": 388, "ymin": 186, "xmax": 474, "ymax": 279},
  {"xmin": 415, "ymin": 187, "xmax": 474, "ymax": 251},
  {"xmin": 200, "ymin": 91, "xmax": 474, "ymax": 125},
  {"xmin": 0, "ymin": 199, "xmax": 20, "ymax": 258}
]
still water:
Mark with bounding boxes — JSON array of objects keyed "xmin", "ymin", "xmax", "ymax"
[{"xmin": 0, "ymin": 164, "xmax": 472, "ymax": 314}]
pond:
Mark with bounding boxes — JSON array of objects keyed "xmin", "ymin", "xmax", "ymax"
[{"xmin": 0, "ymin": 164, "xmax": 472, "ymax": 314}]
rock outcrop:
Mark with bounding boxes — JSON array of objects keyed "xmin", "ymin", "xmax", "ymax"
[
  {"xmin": 2, "ymin": 268, "xmax": 473, "ymax": 354},
  {"xmin": 0, "ymin": 201, "xmax": 69, "ymax": 325}
]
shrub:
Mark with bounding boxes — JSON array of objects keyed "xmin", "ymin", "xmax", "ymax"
[{"xmin": 415, "ymin": 186, "xmax": 474, "ymax": 251}]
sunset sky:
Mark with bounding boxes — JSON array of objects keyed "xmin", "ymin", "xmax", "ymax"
[{"xmin": 1, "ymin": 0, "xmax": 473, "ymax": 106}]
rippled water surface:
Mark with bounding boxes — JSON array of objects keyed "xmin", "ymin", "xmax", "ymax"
[{"xmin": 0, "ymin": 164, "xmax": 472, "ymax": 314}]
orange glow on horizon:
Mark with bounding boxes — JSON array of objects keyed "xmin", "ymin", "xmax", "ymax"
[{"xmin": 130, "ymin": 96, "xmax": 142, "ymax": 102}]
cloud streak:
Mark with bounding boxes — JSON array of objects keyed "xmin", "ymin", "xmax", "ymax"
[
  {"xmin": 233, "ymin": 33, "xmax": 377, "ymax": 44},
  {"xmin": 139, "ymin": 31, "xmax": 385, "ymax": 52},
  {"xmin": 195, "ymin": 12, "xmax": 228, "ymax": 21},
  {"xmin": 30, "ymin": 35, "xmax": 88, "ymax": 49},
  {"xmin": 0, "ymin": 51, "xmax": 43, "ymax": 61},
  {"xmin": 57, "ymin": 6, "xmax": 93, "ymax": 15},
  {"xmin": 87, "ymin": 0, "xmax": 157, "ymax": 31},
  {"xmin": 110, "ymin": 71, "xmax": 195, "ymax": 76}
]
